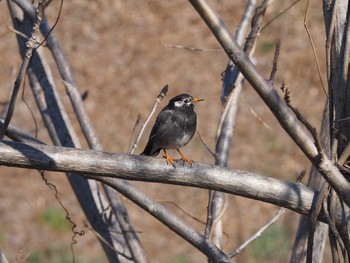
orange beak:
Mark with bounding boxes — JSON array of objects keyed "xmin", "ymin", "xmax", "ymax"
[{"xmin": 192, "ymin": 98, "xmax": 205, "ymax": 103}]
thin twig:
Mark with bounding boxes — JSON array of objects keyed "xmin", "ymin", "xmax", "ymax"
[
  {"xmin": 129, "ymin": 85, "xmax": 169, "ymax": 154},
  {"xmin": 160, "ymin": 40, "xmax": 222, "ymax": 53},
  {"xmin": 7, "ymin": 25, "xmax": 35, "ymax": 41},
  {"xmin": 0, "ymin": 0, "xmax": 44, "ymax": 139},
  {"xmin": 84, "ymin": 222, "xmax": 133, "ymax": 261},
  {"xmin": 325, "ymin": 0, "xmax": 338, "ymax": 82},
  {"xmin": 303, "ymin": 0, "xmax": 328, "ymax": 97},
  {"xmin": 269, "ymin": 39, "xmax": 281, "ymax": 84},
  {"xmin": 281, "ymin": 81, "xmax": 321, "ymax": 152},
  {"xmin": 128, "ymin": 113, "xmax": 141, "ymax": 153},
  {"xmin": 197, "ymin": 131, "xmax": 215, "ymax": 157},
  {"xmin": 229, "ymin": 207, "xmax": 286, "ymax": 257},
  {"xmin": 261, "ymin": 0, "xmax": 302, "ymax": 32},
  {"xmin": 230, "ymin": 170, "xmax": 305, "ymax": 258},
  {"xmin": 159, "ymin": 200, "xmax": 206, "ymax": 224},
  {"xmin": 241, "ymin": 95, "xmax": 272, "ymax": 131}
]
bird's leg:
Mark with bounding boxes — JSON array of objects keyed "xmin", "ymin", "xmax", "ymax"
[
  {"xmin": 162, "ymin": 149, "xmax": 176, "ymax": 168},
  {"xmin": 177, "ymin": 149, "xmax": 193, "ymax": 165}
]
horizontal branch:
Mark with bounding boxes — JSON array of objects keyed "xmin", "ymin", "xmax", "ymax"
[{"xmin": 0, "ymin": 140, "xmax": 315, "ymax": 215}]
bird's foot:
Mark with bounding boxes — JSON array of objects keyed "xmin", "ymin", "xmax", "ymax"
[
  {"xmin": 177, "ymin": 149, "xmax": 193, "ymax": 165},
  {"xmin": 163, "ymin": 150, "xmax": 176, "ymax": 168},
  {"xmin": 180, "ymin": 156, "xmax": 193, "ymax": 165}
]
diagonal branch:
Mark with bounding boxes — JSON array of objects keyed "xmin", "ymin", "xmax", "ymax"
[
  {"xmin": 0, "ymin": 0, "xmax": 44, "ymax": 140},
  {"xmin": 89, "ymin": 176, "xmax": 232, "ymax": 263},
  {"xmin": 207, "ymin": 0, "xmax": 271, "ymax": 250},
  {"xmin": 11, "ymin": 2, "xmax": 148, "ymax": 262},
  {"xmin": 188, "ymin": 0, "xmax": 350, "ymax": 208},
  {"xmin": 7, "ymin": 2, "xmax": 132, "ymax": 262}
]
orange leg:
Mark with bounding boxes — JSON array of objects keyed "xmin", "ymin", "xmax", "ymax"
[
  {"xmin": 162, "ymin": 149, "xmax": 176, "ymax": 167},
  {"xmin": 177, "ymin": 149, "xmax": 193, "ymax": 165}
]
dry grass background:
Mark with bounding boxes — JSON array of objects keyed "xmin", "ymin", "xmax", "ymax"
[{"xmin": 0, "ymin": 0, "xmax": 328, "ymax": 262}]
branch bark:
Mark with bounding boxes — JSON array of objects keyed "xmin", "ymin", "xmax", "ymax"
[
  {"xmin": 0, "ymin": 140, "xmax": 321, "ymax": 218},
  {"xmin": 187, "ymin": 0, "xmax": 350, "ymax": 208},
  {"xmin": 206, "ymin": 0, "xmax": 257, "ymax": 250},
  {"xmin": 290, "ymin": 101, "xmax": 330, "ymax": 263},
  {"xmin": 9, "ymin": 1, "xmax": 148, "ymax": 261},
  {"xmin": 7, "ymin": 2, "xmax": 131, "ymax": 262}
]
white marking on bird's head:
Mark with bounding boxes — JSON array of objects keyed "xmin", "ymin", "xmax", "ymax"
[{"xmin": 174, "ymin": 96, "xmax": 193, "ymax": 108}]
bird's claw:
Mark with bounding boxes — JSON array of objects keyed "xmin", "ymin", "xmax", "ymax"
[
  {"xmin": 177, "ymin": 149, "xmax": 193, "ymax": 166},
  {"xmin": 163, "ymin": 151, "xmax": 176, "ymax": 168},
  {"xmin": 180, "ymin": 156, "xmax": 193, "ymax": 165}
]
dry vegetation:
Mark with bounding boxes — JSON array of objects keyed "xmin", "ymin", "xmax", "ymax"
[{"xmin": 0, "ymin": 1, "xmax": 328, "ymax": 262}]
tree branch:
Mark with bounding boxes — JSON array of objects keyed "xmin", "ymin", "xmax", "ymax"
[
  {"xmin": 0, "ymin": 0, "xmax": 44, "ymax": 140},
  {"xmin": 7, "ymin": 2, "xmax": 133, "ymax": 261},
  {"xmin": 188, "ymin": 0, "xmax": 350, "ymax": 208},
  {"xmin": 0, "ymin": 140, "xmax": 321, "ymax": 218},
  {"xmin": 11, "ymin": 2, "xmax": 149, "ymax": 262}
]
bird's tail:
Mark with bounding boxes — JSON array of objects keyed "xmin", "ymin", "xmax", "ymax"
[{"xmin": 140, "ymin": 145, "xmax": 160, "ymax": 156}]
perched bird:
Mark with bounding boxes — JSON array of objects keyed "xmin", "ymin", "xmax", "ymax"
[{"xmin": 141, "ymin": 94, "xmax": 204, "ymax": 167}]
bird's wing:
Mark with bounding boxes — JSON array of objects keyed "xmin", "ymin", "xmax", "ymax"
[
  {"xmin": 149, "ymin": 109, "xmax": 175, "ymax": 141},
  {"xmin": 141, "ymin": 109, "xmax": 174, "ymax": 156}
]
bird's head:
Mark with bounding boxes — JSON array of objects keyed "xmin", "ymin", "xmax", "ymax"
[{"xmin": 169, "ymin": 94, "xmax": 205, "ymax": 109}]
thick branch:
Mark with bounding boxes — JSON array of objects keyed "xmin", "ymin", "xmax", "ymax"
[{"xmin": 0, "ymin": 140, "xmax": 317, "ymax": 217}]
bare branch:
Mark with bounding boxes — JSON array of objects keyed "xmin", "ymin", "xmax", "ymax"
[
  {"xmin": 128, "ymin": 114, "xmax": 141, "ymax": 153},
  {"xmin": 197, "ymin": 131, "xmax": 215, "ymax": 157},
  {"xmin": 261, "ymin": 0, "xmax": 302, "ymax": 32},
  {"xmin": 229, "ymin": 207, "xmax": 286, "ymax": 257},
  {"xmin": 304, "ymin": 0, "xmax": 328, "ymax": 97},
  {"xmin": 208, "ymin": 0, "xmax": 271, "ymax": 249},
  {"xmin": 306, "ymin": 182, "xmax": 329, "ymax": 263},
  {"xmin": 0, "ymin": 140, "xmax": 323, "ymax": 219},
  {"xmin": 90, "ymin": 176, "xmax": 232, "ymax": 263},
  {"xmin": 269, "ymin": 40, "xmax": 281, "ymax": 84},
  {"xmin": 0, "ymin": 0, "xmax": 44, "ymax": 140},
  {"xmin": 0, "ymin": 249, "xmax": 9, "ymax": 263},
  {"xmin": 129, "ymin": 85, "xmax": 168, "ymax": 154},
  {"xmin": 158, "ymin": 200, "xmax": 206, "ymax": 224},
  {"xmin": 8, "ymin": 2, "xmax": 136, "ymax": 262},
  {"xmin": 0, "ymin": 122, "xmax": 230, "ymax": 262},
  {"xmin": 241, "ymin": 95, "xmax": 272, "ymax": 131},
  {"xmin": 188, "ymin": 0, "xmax": 350, "ymax": 208},
  {"xmin": 13, "ymin": 2, "xmax": 149, "ymax": 261},
  {"xmin": 160, "ymin": 40, "xmax": 221, "ymax": 53},
  {"xmin": 220, "ymin": 0, "xmax": 256, "ymax": 100},
  {"xmin": 290, "ymin": 101, "xmax": 329, "ymax": 263}
]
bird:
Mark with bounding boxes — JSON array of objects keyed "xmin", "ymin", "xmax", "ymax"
[{"xmin": 141, "ymin": 94, "xmax": 204, "ymax": 167}]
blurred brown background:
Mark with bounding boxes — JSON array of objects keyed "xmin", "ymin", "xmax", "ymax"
[{"xmin": 0, "ymin": 1, "xmax": 327, "ymax": 262}]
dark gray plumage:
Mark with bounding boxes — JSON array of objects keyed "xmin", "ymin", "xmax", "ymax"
[{"xmin": 141, "ymin": 94, "xmax": 204, "ymax": 166}]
